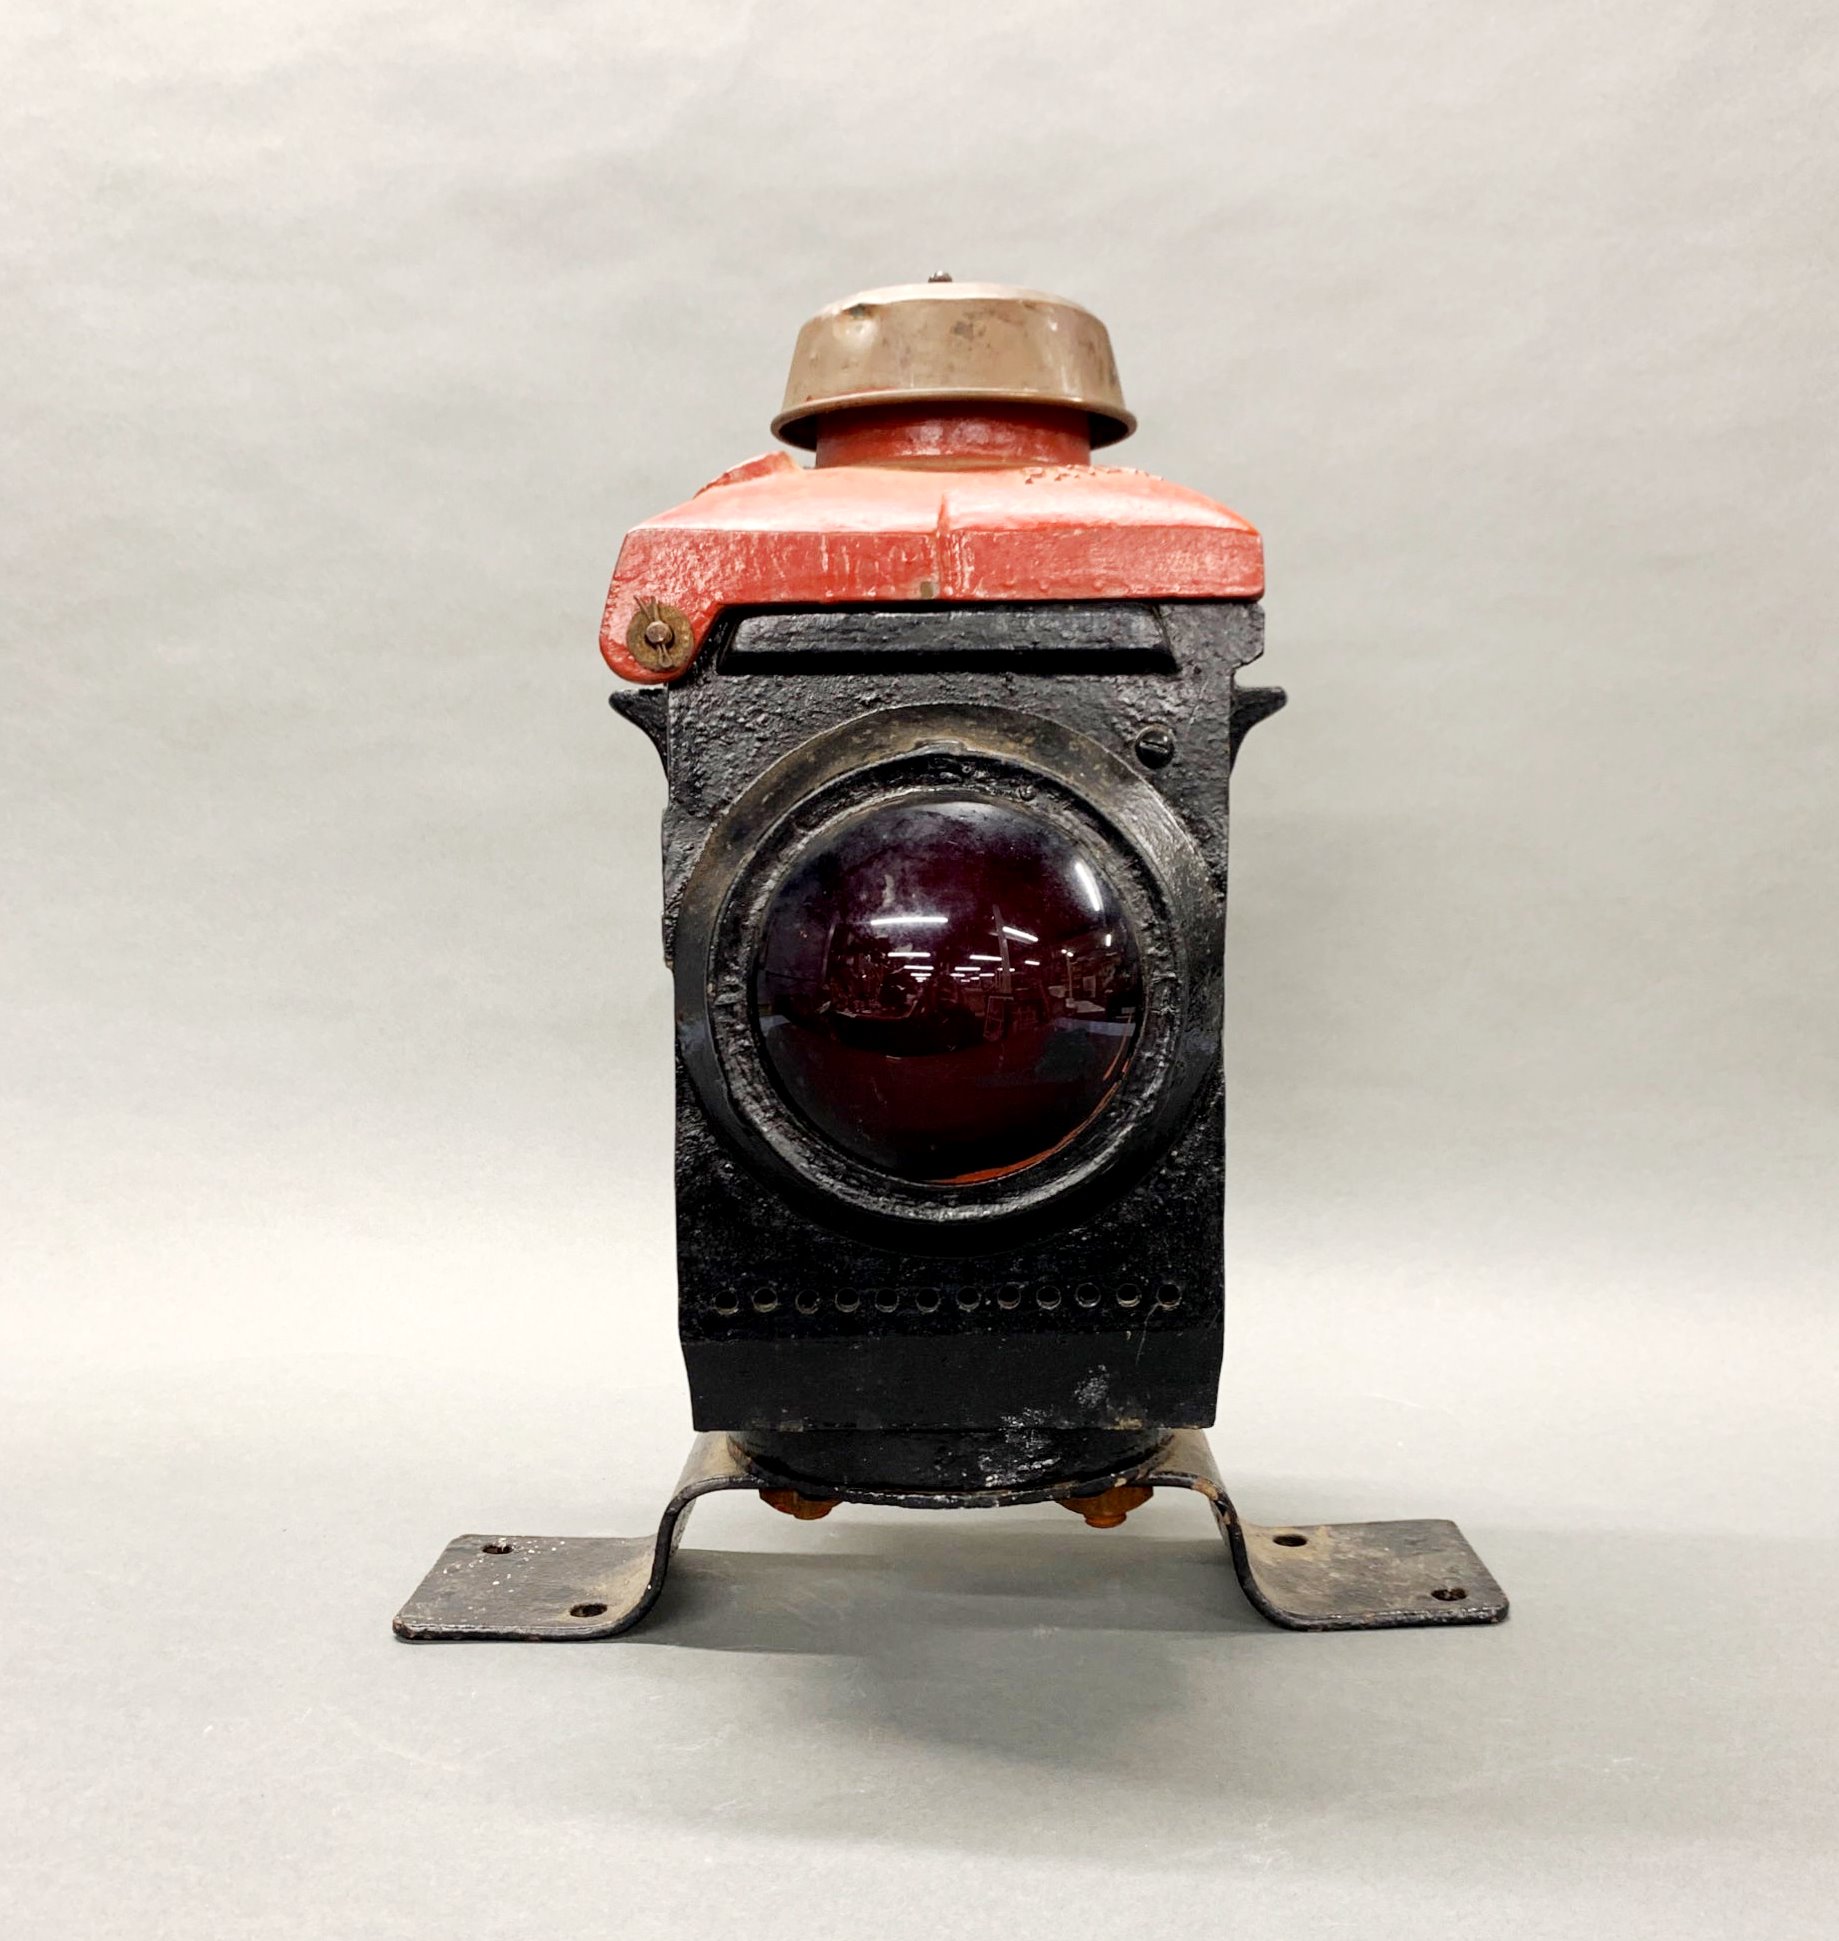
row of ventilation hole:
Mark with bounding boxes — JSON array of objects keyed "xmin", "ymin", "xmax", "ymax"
[{"xmin": 712, "ymin": 1282, "xmax": 1185, "ymax": 1318}]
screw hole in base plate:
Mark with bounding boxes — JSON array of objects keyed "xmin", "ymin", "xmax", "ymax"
[
  {"xmin": 1430, "ymin": 1585, "xmax": 1468, "ymax": 1602},
  {"xmin": 568, "ymin": 1602, "xmax": 609, "ymax": 1619},
  {"xmin": 1272, "ymin": 1532, "xmax": 1308, "ymax": 1547}
]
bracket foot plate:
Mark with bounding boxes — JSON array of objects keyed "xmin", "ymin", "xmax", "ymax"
[{"xmin": 393, "ymin": 1428, "xmax": 1507, "ymax": 1641}]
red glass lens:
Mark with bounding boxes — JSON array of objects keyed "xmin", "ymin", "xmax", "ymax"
[{"xmin": 751, "ymin": 798, "xmax": 1143, "ymax": 1183}]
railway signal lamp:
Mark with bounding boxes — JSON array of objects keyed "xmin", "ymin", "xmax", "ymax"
[{"xmin": 395, "ymin": 281, "xmax": 1507, "ymax": 1641}]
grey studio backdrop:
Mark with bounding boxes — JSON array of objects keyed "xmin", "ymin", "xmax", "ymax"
[{"xmin": 4, "ymin": 3, "xmax": 1835, "ymax": 1937}]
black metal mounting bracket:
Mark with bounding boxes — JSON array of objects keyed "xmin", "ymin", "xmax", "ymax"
[{"xmin": 392, "ymin": 1430, "xmax": 1508, "ymax": 1641}]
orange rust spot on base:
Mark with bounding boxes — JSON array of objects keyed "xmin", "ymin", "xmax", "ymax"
[
  {"xmin": 1057, "ymin": 1483, "xmax": 1154, "ymax": 1530},
  {"xmin": 759, "ymin": 1488, "xmax": 840, "ymax": 1521}
]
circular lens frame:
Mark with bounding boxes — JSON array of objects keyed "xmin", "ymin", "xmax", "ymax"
[{"xmin": 673, "ymin": 704, "xmax": 1219, "ymax": 1250}]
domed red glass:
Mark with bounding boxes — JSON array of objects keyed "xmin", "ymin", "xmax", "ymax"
[{"xmin": 750, "ymin": 798, "xmax": 1143, "ymax": 1183}]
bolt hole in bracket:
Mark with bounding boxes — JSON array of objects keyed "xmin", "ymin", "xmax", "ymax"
[{"xmin": 392, "ymin": 1430, "xmax": 1508, "ymax": 1641}]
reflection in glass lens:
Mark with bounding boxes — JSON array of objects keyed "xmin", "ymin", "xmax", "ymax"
[{"xmin": 750, "ymin": 798, "xmax": 1143, "ymax": 1183}]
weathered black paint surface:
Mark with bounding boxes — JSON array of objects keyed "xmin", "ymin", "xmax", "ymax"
[{"xmin": 612, "ymin": 600, "xmax": 1283, "ymax": 1471}]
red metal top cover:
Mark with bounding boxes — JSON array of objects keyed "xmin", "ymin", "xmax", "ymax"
[{"xmin": 599, "ymin": 450, "xmax": 1264, "ymax": 685}]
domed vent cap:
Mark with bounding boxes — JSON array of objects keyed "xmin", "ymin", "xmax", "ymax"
[{"xmin": 772, "ymin": 281, "xmax": 1135, "ymax": 451}]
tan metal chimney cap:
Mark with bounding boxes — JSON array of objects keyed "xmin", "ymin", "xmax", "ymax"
[{"xmin": 771, "ymin": 280, "xmax": 1135, "ymax": 451}]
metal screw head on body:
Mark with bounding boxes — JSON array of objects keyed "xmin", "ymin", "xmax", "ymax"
[
  {"xmin": 626, "ymin": 597, "xmax": 694, "ymax": 673},
  {"xmin": 1134, "ymin": 724, "xmax": 1177, "ymax": 769}
]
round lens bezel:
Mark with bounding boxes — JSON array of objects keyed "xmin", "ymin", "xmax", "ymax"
[{"xmin": 673, "ymin": 704, "xmax": 1218, "ymax": 1249}]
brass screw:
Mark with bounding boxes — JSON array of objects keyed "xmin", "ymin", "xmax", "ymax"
[{"xmin": 626, "ymin": 597, "xmax": 692, "ymax": 672}]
